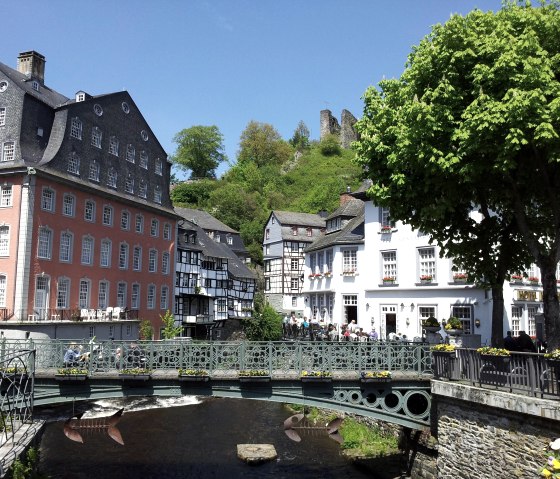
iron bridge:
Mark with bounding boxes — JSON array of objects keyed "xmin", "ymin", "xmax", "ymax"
[{"xmin": 2, "ymin": 340, "xmax": 434, "ymax": 429}]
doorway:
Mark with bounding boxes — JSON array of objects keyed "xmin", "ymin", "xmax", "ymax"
[{"xmin": 381, "ymin": 305, "xmax": 397, "ymax": 339}]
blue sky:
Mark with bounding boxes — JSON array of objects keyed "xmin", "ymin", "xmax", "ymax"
[{"xmin": 2, "ymin": 0, "xmax": 502, "ymax": 178}]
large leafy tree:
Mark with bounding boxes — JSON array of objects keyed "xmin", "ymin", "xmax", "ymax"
[
  {"xmin": 355, "ymin": 2, "xmax": 560, "ymax": 347},
  {"xmin": 237, "ymin": 121, "xmax": 293, "ymax": 167},
  {"xmin": 172, "ymin": 125, "xmax": 226, "ymax": 179}
]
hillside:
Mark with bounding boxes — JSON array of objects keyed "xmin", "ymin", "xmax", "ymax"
[{"xmin": 171, "ymin": 143, "xmax": 363, "ymax": 263}]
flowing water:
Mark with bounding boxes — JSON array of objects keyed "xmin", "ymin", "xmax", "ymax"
[{"xmin": 37, "ymin": 396, "xmax": 388, "ymax": 479}]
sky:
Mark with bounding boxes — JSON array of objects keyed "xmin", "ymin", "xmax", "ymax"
[{"xmin": 1, "ymin": 0, "xmax": 503, "ymax": 178}]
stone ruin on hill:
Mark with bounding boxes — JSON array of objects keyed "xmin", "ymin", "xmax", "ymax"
[{"xmin": 320, "ymin": 109, "xmax": 358, "ymax": 148}]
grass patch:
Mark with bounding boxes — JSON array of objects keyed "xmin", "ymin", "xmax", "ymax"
[{"xmin": 339, "ymin": 418, "xmax": 399, "ymax": 458}]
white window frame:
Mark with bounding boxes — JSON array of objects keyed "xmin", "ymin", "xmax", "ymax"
[
  {"xmin": 100, "ymin": 239, "xmax": 111, "ymax": 268},
  {"xmin": 0, "ymin": 107, "xmax": 6, "ymax": 127},
  {"xmin": 37, "ymin": 227, "xmax": 53, "ymax": 259},
  {"xmin": 98, "ymin": 280, "xmax": 109, "ymax": 310},
  {"xmin": 84, "ymin": 200, "xmax": 95, "ymax": 222},
  {"xmin": 155, "ymin": 158, "xmax": 163, "ymax": 175},
  {"xmin": 149, "ymin": 249, "xmax": 157, "ymax": 272},
  {"xmin": 102, "ymin": 205, "xmax": 113, "ymax": 227},
  {"xmin": 70, "ymin": 117, "xmax": 82, "ymax": 139},
  {"xmin": 119, "ymin": 242, "xmax": 129, "ymax": 270},
  {"xmin": 126, "ymin": 144, "xmax": 135, "ymax": 163},
  {"xmin": 162, "ymin": 252, "xmax": 170, "ymax": 274},
  {"xmin": 107, "ymin": 168, "xmax": 117, "ymax": 188},
  {"xmin": 91, "ymin": 127, "xmax": 102, "ymax": 148},
  {"xmin": 57, "ymin": 277, "xmax": 70, "ymax": 309},
  {"xmin": 121, "ymin": 210, "xmax": 130, "ymax": 230},
  {"xmin": 147, "ymin": 284, "xmax": 156, "ymax": 309},
  {"xmin": 133, "ymin": 246, "xmax": 142, "ymax": 271},
  {"xmin": 150, "ymin": 219, "xmax": 159, "ymax": 237},
  {"xmin": 511, "ymin": 306, "xmax": 522, "ymax": 337},
  {"xmin": 450, "ymin": 305, "xmax": 472, "ymax": 334},
  {"xmin": 163, "ymin": 223, "xmax": 171, "ymax": 240},
  {"xmin": 117, "ymin": 282, "xmax": 127, "ymax": 308},
  {"xmin": 41, "ymin": 187, "xmax": 55, "ymax": 212},
  {"xmin": 125, "ymin": 175, "xmax": 134, "ymax": 194},
  {"xmin": 131, "ymin": 283, "xmax": 140, "ymax": 309},
  {"xmin": 381, "ymin": 250, "xmax": 397, "ymax": 282},
  {"xmin": 139, "ymin": 150, "xmax": 148, "ymax": 169},
  {"xmin": 89, "ymin": 161, "xmax": 100, "ymax": 182},
  {"xmin": 135, "ymin": 214, "xmax": 144, "ymax": 233},
  {"xmin": 160, "ymin": 286, "xmax": 169, "ymax": 310},
  {"xmin": 1, "ymin": 142, "xmax": 15, "ymax": 162},
  {"xmin": 109, "ymin": 136, "xmax": 119, "ymax": 156},
  {"xmin": 154, "ymin": 185, "xmax": 162, "ymax": 204},
  {"xmin": 0, "ymin": 225, "xmax": 9, "ymax": 256},
  {"xmin": 59, "ymin": 231, "xmax": 73, "ymax": 263},
  {"xmin": 418, "ymin": 247, "xmax": 436, "ymax": 281},
  {"xmin": 138, "ymin": 180, "xmax": 147, "ymax": 198},
  {"xmin": 81, "ymin": 235, "xmax": 94, "ymax": 265},
  {"xmin": 67, "ymin": 152, "xmax": 80, "ymax": 175},
  {"xmin": 0, "ymin": 185, "xmax": 12, "ymax": 207},
  {"xmin": 62, "ymin": 193, "xmax": 75, "ymax": 217},
  {"xmin": 342, "ymin": 249, "xmax": 357, "ymax": 274},
  {"xmin": 78, "ymin": 279, "xmax": 91, "ymax": 309}
]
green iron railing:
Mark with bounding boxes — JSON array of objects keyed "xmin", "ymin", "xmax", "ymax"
[{"xmin": 0, "ymin": 339, "xmax": 433, "ymax": 377}]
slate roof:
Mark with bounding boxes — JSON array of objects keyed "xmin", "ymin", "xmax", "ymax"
[
  {"xmin": 326, "ymin": 198, "xmax": 364, "ymax": 221},
  {"xmin": 0, "ymin": 61, "xmax": 69, "ymax": 108},
  {"xmin": 178, "ymin": 220, "xmax": 255, "ymax": 280},
  {"xmin": 175, "ymin": 207, "xmax": 237, "ymax": 233},
  {"xmin": 273, "ymin": 211, "xmax": 326, "ymax": 228},
  {"xmin": 305, "ymin": 213, "xmax": 364, "ymax": 252}
]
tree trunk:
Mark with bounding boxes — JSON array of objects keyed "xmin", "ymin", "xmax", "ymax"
[
  {"xmin": 540, "ymin": 259, "xmax": 560, "ymax": 350},
  {"xmin": 491, "ymin": 286, "xmax": 504, "ymax": 347}
]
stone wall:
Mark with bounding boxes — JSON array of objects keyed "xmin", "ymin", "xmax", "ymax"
[
  {"xmin": 433, "ymin": 381, "xmax": 560, "ymax": 478},
  {"xmin": 320, "ymin": 109, "xmax": 357, "ymax": 148}
]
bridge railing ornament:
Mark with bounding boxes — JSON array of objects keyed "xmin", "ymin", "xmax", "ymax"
[{"xmin": 0, "ymin": 339, "xmax": 433, "ymax": 377}]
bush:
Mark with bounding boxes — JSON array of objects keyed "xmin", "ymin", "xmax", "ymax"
[{"xmin": 319, "ymin": 134, "xmax": 341, "ymax": 156}]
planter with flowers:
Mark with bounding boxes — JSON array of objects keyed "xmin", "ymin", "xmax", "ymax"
[
  {"xmin": 431, "ymin": 344, "xmax": 458, "ymax": 380},
  {"xmin": 178, "ymin": 369, "xmax": 210, "ymax": 382},
  {"xmin": 544, "ymin": 350, "xmax": 560, "ymax": 384},
  {"xmin": 55, "ymin": 367, "xmax": 88, "ymax": 381},
  {"xmin": 453, "ymin": 273, "xmax": 468, "ymax": 284},
  {"xmin": 510, "ymin": 274, "xmax": 523, "ymax": 284},
  {"xmin": 323, "ymin": 271, "xmax": 332, "ymax": 278},
  {"xmin": 420, "ymin": 275, "xmax": 433, "ymax": 284},
  {"xmin": 422, "ymin": 316, "xmax": 441, "ymax": 333},
  {"xmin": 342, "ymin": 269, "xmax": 357, "ymax": 276},
  {"xmin": 477, "ymin": 347, "xmax": 511, "ymax": 379},
  {"xmin": 119, "ymin": 368, "xmax": 152, "ymax": 381},
  {"xmin": 382, "ymin": 276, "xmax": 396, "ymax": 285},
  {"xmin": 380, "ymin": 225, "xmax": 393, "ymax": 234},
  {"xmin": 239, "ymin": 370, "xmax": 271, "ymax": 382},
  {"xmin": 300, "ymin": 371, "xmax": 332, "ymax": 383},
  {"xmin": 360, "ymin": 371, "xmax": 392, "ymax": 383},
  {"xmin": 444, "ymin": 317, "xmax": 463, "ymax": 336},
  {"xmin": 527, "ymin": 276, "xmax": 539, "ymax": 285}
]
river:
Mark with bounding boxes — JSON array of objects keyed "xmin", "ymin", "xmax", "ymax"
[{"xmin": 36, "ymin": 396, "xmax": 391, "ymax": 479}]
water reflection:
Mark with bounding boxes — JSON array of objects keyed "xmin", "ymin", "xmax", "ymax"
[{"xmin": 38, "ymin": 397, "xmax": 380, "ymax": 479}]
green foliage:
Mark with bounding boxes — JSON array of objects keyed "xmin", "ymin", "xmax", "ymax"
[
  {"xmin": 339, "ymin": 419, "xmax": 399, "ymax": 457},
  {"xmin": 160, "ymin": 310, "xmax": 182, "ymax": 339},
  {"xmin": 242, "ymin": 293, "xmax": 282, "ymax": 341},
  {"xmin": 170, "ymin": 179, "xmax": 218, "ymax": 207},
  {"xmin": 8, "ymin": 447, "xmax": 47, "ymax": 479},
  {"xmin": 172, "ymin": 125, "xmax": 226, "ymax": 179},
  {"xmin": 355, "ymin": 2, "xmax": 560, "ymax": 346},
  {"xmin": 139, "ymin": 320, "xmax": 154, "ymax": 340},
  {"xmin": 319, "ymin": 133, "xmax": 341, "ymax": 156},
  {"xmin": 238, "ymin": 121, "xmax": 293, "ymax": 167},
  {"xmin": 290, "ymin": 120, "xmax": 311, "ymax": 151}
]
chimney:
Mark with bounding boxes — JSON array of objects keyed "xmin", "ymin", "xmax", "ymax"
[{"xmin": 17, "ymin": 51, "xmax": 46, "ymax": 84}]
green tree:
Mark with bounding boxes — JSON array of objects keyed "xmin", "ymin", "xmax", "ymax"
[
  {"xmin": 243, "ymin": 292, "xmax": 282, "ymax": 341},
  {"xmin": 238, "ymin": 121, "xmax": 293, "ymax": 167},
  {"xmin": 355, "ymin": 2, "xmax": 560, "ymax": 346},
  {"xmin": 290, "ymin": 120, "xmax": 311, "ymax": 151},
  {"xmin": 160, "ymin": 310, "xmax": 182, "ymax": 339},
  {"xmin": 139, "ymin": 320, "xmax": 154, "ymax": 340},
  {"xmin": 319, "ymin": 133, "xmax": 341, "ymax": 156},
  {"xmin": 172, "ymin": 125, "xmax": 226, "ymax": 179},
  {"xmin": 170, "ymin": 178, "xmax": 218, "ymax": 207}
]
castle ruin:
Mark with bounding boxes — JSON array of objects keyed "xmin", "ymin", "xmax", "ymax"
[{"xmin": 320, "ymin": 109, "xmax": 358, "ymax": 148}]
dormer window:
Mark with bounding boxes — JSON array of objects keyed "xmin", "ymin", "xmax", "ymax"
[
  {"xmin": 32, "ymin": 81, "xmax": 39, "ymax": 92},
  {"xmin": 76, "ymin": 92, "xmax": 86, "ymax": 102},
  {"xmin": 292, "ymin": 227, "xmax": 298, "ymax": 236},
  {"xmin": 306, "ymin": 228, "xmax": 312, "ymax": 237}
]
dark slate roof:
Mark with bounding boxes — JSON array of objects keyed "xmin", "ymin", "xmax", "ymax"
[
  {"xmin": 179, "ymin": 221, "xmax": 255, "ymax": 280},
  {"xmin": 0, "ymin": 61, "xmax": 69, "ymax": 108},
  {"xmin": 305, "ymin": 212, "xmax": 365, "ymax": 252},
  {"xmin": 175, "ymin": 207, "xmax": 237, "ymax": 233},
  {"xmin": 326, "ymin": 197, "xmax": 364, "ymax": 221},
  {"xmin": 273, "ymin": 211, "xmax": 326, "ymax": 228}
]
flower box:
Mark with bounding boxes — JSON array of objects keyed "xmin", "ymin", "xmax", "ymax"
[
  {"xmin": 300, "ymin": 371, "xmax": 332, "ymax": 382},
  {"xmin": 55, "ymin": 374, "xmax": 88, "ymax": 381},
  {"xmin": 380, "ymin": 226, "xmax": 392, "ymax": 234},
  {"xmin": 178, "ymin": 375, "xmax": 210, "ymax": 382},
  {"xmin": 360, "ymin": 371, "xmax": 391, "ymax": 383},
  {"xmin": 445, "ymin": 329, "xmax": 463, "ymax": 335},
  {"xmin": 239, "ymin": 375, "xmax": 271, "ymax": 383},
  {"xmin": 119, "ymin": 369, "xmax": 152, "ymax": 381},
  {"xmin": 420, "ymin": 275, "xmax": 433, "ymax": 284}
]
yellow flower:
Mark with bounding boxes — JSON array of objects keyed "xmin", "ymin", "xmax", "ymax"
[{"xmin": 542, "ymin": 468, "xmax": 552, "ymax": 477}]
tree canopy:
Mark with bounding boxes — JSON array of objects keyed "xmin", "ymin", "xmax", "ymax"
[
  {"xmin": 237, "ymin": 121, "xmax": 293, "ymax": 167},
  {"xmin": 172, "ymin": 125, "xmax": 226, "ymax": 179},
  {"xmin": 355, "ymin": 1, "xmax": 560, "ymax": 347}
]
